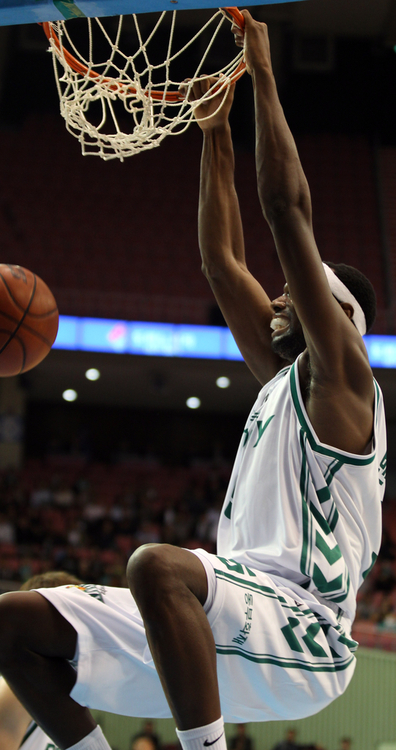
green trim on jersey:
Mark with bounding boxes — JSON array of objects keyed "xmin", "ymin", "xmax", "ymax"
[
  {"xmin": 224, "ymin": 501, "xmax": 232, "ymax": 519},
  {"xmin": 299, "ymin": 430, "xmax": 350, "ymax": 604},
  {"xmin": 20, "ymin": 723, "xmax": 37, "ymax": 748},
  {"xmin": 374, "ymin": 380, "xmax": 381, "ymax": 424},
  {"xmin": 290, "ymin": 362, "xmax": 376, "ymax": 466},
  {"xmin": 362, "ymin": 551, "xmax": 378, "ymax": 580}
]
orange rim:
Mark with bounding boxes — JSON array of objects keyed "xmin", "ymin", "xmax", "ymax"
[{"xmin": 41, "ymin": 6, "xmax": 246, "ymax": 103}]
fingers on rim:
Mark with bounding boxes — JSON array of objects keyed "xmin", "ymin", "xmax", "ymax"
[{"xmin": 179, "ymin": 76, "xmax": 215, "ymax": 101}]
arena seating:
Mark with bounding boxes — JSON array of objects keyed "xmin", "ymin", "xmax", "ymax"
[{"xmin": 0, "ymin": 114, "xmax": 389, "ymax": 330}]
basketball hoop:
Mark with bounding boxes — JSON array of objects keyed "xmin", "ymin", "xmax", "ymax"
[{"xmin": 41, "ymin": 7, "xmax": 245, "ymax": 161}]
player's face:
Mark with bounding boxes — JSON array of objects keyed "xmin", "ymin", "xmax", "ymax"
[{"xmin": 270, "ymin": 283, "xmax": 306, "ymax": 362}]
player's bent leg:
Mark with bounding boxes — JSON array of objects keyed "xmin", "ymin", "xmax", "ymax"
[
  {"xmin": 127, "ymin": 544, "xmax": 221, "ymax": 730},
  {"xmin": 0, "ymin": 590, "xmax": 97, "ymax": 750}
]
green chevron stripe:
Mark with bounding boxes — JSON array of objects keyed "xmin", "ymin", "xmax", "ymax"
[
  {"xmin": 312, "ymin": 564, "xmax": 343, "ymax": 593},
  {"xmin": 315, "ymin": 531, "xmax": 342, "ymax": 565}
]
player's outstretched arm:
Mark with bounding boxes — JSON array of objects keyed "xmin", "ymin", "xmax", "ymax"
[
  {"xmin": 0, "ymin": 677, "xmax": 31, "ymax": 750},
  {"xmin": 190, "ymin": 77, "xmax": 283, "ymax": 384},
  {"xmin": 236, "ymin": 13, "xmax": 349, "ymax": 352},
  {"xmin": 233, "ymin": 12, "xmax": 374, "ymax": 453}
]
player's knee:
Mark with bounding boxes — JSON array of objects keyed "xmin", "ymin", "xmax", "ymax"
[{"xmin": 127, "ymin": 543, "xmax": 178, "ymax": 603}]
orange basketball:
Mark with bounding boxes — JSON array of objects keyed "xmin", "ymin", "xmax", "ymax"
[{"xmin": 0, "ymin": 264, "xmax": 59, "ymax": 376}]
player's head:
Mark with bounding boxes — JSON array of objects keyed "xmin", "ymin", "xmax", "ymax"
[
  {"xmin": 142, "ymin": 722, "xmax": 155, "ymax": 734},
  {"xmin": 324, "ymin": 262, "xmax": 376, "ymax": 334},
  {"xmin": 19, "ymin": 570, "xmax": 82, "ymax": 591},
  {"xmin": 270, "ymin": 262, "xmax": 376, "ymax": 362},
  {"xmin": 270, "ymin": 283, "xmax": 306, "ymax": 362},
  {"xmin": 235, "ymin": 724, "xmax": 247, "ymax": 735}
]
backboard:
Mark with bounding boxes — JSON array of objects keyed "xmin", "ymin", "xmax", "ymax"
[{"xmin": 0, "ymin": 0, "xmax": 308, "ymax": 26}]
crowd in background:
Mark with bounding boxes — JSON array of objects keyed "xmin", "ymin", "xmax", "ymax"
[
  {"xmin": 128, "ymin": 723, "xmax": 353, "ymax": 750},
  {"xmin": 0, "ymin": 453, "xmax": 396, "ymax": 642},
  {"xmin": 355, "ymin": 522, "xmax": 396, "ymax": 630},
  {"xmin": 0, "ymin": 454, "xmax": 230, "ymax": 588}
]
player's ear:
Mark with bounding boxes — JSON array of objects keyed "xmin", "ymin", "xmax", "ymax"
[{"xmin": 340, "ymin": 302, "xmax": 354, "ymax": 320}]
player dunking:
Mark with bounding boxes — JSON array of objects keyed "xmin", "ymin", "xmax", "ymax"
[{"xmin": 0, "ymin": 11, "xmax": 386, "ymax": 750}]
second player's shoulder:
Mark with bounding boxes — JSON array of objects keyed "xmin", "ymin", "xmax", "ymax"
[{"xmin": 20, "ymin": 722, "xmax": 60, "ymax": 750}]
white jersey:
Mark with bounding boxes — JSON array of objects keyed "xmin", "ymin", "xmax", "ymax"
[
  {"xmin": 20, "ymin": 722, "xmax": 58, "ymax": 750},
  {"xmin": 217, "ymin": 356, "xmax": 386, "ymax": 623}
]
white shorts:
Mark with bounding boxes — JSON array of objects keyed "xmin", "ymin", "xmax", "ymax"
[{"xmin": 36, "ymin": 549, "xmax": 356, "ymax": 723}]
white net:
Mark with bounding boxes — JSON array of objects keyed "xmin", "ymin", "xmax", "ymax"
[{"xmin": 43, "ymin": 8, "xmax": 245, "ymax": 161}]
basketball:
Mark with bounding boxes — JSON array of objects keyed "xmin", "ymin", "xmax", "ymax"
[{"xmin": 0, "ymin": 264, "xmax": 59, "ymax": 377}]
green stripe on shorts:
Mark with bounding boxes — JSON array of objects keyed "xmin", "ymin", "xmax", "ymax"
[{"xmin": 215, "ymin": 645, "xmax": 355, "ymax": 672}]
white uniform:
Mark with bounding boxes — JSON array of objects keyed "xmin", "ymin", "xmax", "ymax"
[
  {"xmin": 37, "ymin": 358, "xmax": 386, "ymax": 723},
  {"xmin": 217, "ymin": 356, "xmax": 386, "ymax": 624},
  {"xmin": 19, "ymin": 722, "xmax": 59, "ymax": 750}
]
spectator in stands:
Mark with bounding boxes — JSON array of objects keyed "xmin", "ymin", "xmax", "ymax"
[
  {"xmin": 336, "ymin": 739, "xmax": 352, "ymax": 750},
  {"xmin": 377, "ymin": 528, "xmax": 395, "ymax": 561},
  {"xmin": 272, "ymin": 729, "xmax": 299, "ymax": 750},
  {"xmin": 229, "ymin": 724, "xmax": 254, "ymax": 750},
  {"xmin": 375, "ymin": 561, "xmax": 396, "ymax": 594},
  {"xmin": 131, "ymin": 721, "xmax": 161, "ymax": 750},
  {"xmin": 0, "ymin": 512, "xmax": 16, "ymax": 544},
  {"xmin": 29, "ymin": 481, "xmax": 53, "ymax": 507},
  {"xmin": 53, "ymin": 482, "xmax": 75, "ymax": 507}
]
